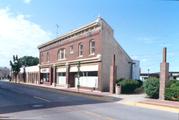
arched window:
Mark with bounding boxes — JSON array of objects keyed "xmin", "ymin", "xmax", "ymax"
[
  {"xmin": 58, "ymin": 48, "xmax": 65, "ymax": 60},
  {"xmin": 89, "ymin": 40, "xmax": 95, "ymax": 55},
  {"xmin": 40, "ymin": 52, "xmax": 43, "ymax": 62},
  {"xmin": 46, "ymin": 52, "xmax": 49, "ymax": 62},
  {"xmin": 78, "ymin": 43, "xmax": 83, "ymax": 56},
  {"xmin": 69, "ymin": 45, "xmax": 74, "ymax": 54}
]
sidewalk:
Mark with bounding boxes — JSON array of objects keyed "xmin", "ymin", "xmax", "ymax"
[
  {"xmin": 137, "ymin": 99, "xmax": 179, "ymax": 112},
  {"xmin": 20, "ymin": 82, "xmax": 104, "ymax": 97},
  {"xmin": 117, "ymin": 94, "xmax": 179, "ymax": 113},
  {"xmin": 18, "ymin": 82, "xmax": 121, "ymax": 102}
]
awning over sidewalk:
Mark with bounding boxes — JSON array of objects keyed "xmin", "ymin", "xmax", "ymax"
[{"xmin": 70, "ymin": 64, "xmax": 98, "ymax": 72}]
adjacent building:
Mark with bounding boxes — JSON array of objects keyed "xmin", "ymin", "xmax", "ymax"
[
  {"xmin": 37, "ymin": 17, "xmax": 139, "ymax": 92},
  {"xmin": 140, "ymin": 72, "xmax": 179, "ymax": 81}
]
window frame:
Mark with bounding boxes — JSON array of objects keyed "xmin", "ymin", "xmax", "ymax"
[
  {"xmin": 46, "ymin": 52, "xmax": 49, "ymax": 62},
  {"xmin": 89, "ymin": 40, "xmax": 95, "ymax": 55},
  {"xmin": 69, "ymin": 45, "xmax": 74, "ymax": 54},
  {"xmin": 78, "ymin": 43, "xmax": 83, "ymax": 57},
  {"xmin": 58, "ymin": 48, "xmax": 66, "ymax": 60}
]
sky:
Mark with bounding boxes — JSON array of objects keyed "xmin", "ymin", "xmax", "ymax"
[{"xmin": 0, "ymin": 0, "xmax": 178, "ymax": 73}]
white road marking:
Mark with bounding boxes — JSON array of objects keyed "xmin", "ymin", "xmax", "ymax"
[
  {"xmin": 33, "ymin": 96, "xmax": 50, "ymax": 102},
  {"xmin": 32, "ymin": 104, "xmax": 44, "ymax": 108}
]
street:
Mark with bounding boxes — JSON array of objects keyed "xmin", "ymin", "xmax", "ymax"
[{"xmin": 0, "ymin": 81, "xmax": 178, "ymax": 120}]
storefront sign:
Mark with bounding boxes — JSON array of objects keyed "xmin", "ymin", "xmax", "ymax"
[{"xmin": 40, "ymin": 68, "xmax": 49, "ymax": 73}]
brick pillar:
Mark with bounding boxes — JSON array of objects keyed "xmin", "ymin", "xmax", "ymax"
[
  {"xmin": 98, "ymin": 62, "xmax": 102, "ymax": 91},
  {"xmin": 38, "ymin": 66, "xmax": 41, "ymax": 84},
  {"xmin": 110, "ymin": 55, "xmax": 117, "ymax": 94},
  {"xmin": 49, "ymin": 66, "xmax": 53, "ymax": 85},
  {"xmin": 159, "ymin": 47, "xmax": 169, "ymax": 100},
  {"xmin": 52, "ymin": 65, "xmax": 56, "ymax": 87},
  {"xmin": 66, "ymin": 63, "xmax": 70, "ymax": 88}
]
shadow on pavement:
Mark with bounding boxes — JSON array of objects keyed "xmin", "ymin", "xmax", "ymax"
[{"xmin": 0, "ymin": 81, "xmax": 122, "ymax": 114}]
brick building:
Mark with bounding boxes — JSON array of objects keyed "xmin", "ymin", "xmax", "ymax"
[{"xmin": 37, "ymin": 17, "xmax": 139, "ymax": 92}]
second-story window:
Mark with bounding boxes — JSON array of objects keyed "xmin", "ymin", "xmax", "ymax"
[
  {"xmin": 89, "ymin": 40, "xmax": 95, "ymax": 55},
  {"xmin": 46, "ymin": 52, "xmax": 49, "ymax": 62},
  {"xmin": 70, "ymin": 45, "xmax": 74, "ymax": 54},
  {"xmin": 40, "ymin": 52, "xmax": 43, "ymax": 63},
  {"xmin": 78, "ymin": 43, "xmax": 83, "ymax": 57},
  {"xmin": 58, "ymin": 48, "xmax": 65, "ymax": 60}
]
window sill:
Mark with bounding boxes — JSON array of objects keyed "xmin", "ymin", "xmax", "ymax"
[
  {"xmin": 89, "ymin": 53, "xmax": 95, "ymax": 56},
  {"xmin": 58, "ymin": 58, "xmax": 66, "ymax": 61},
  {"xmin": 78, "ymin": 55, "xmax": 83, "ymax": 58}
]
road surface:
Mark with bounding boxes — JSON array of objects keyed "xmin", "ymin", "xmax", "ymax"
[{"xmin": 0, "ymin": 81, "xmax": 178, "ymax": 120}]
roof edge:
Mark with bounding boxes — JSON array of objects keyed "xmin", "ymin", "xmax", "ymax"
[{"xmin": 38, "ymin": 18, "xmax": 102, "ymax": 49}]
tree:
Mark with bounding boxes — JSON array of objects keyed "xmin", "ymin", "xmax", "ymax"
[
  {"xmin": 19, "ymin": 56, "xmax": 39, "ymax": 67},
  {"xmin": 0, "ymin": 67, "xmax": 10, "ymax": 79},
  {"xmin": 10, "ymin": 55, "xmax": 21, "ymax": 83}
]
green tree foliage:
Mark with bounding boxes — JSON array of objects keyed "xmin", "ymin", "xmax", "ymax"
[
  {"xmin": 117, "ymin": 79, "xmax": 141, "ymax": 94},
  {"xmin": 143, "ymin": 77, "xmax": 159, "ymax": 99},
  {"xmin": 10, "ymin": 55, "xmax": 21, "ymax": 82},
  {"xmin": 19, "ymin": 56, "xmax": 39, "ymax": 67},
  {"xmin": 165, "ymin": 80, "xmax": 179, "ymax": 101}
]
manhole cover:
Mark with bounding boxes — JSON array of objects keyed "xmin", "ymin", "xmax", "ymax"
[{"xmin": 32, "ymin": 104, "xmax": 44, "ymax": 108}]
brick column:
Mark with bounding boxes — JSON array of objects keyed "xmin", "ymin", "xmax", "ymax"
[
  {"xmin": 49, "ymin": 66, "xmax": 53, "ymax": 85},
  {"xmin": 38, "ymin": 66, "xmax": 41, "ymax": 84},
  {"xmin": 66, "ymin": 63, "xmax": 70, "ymax": 88},
  {"xmin": 159, "ymin": 47, "xmax": 169, "ymax": 100},
  {"xmin": 98, "ymin": 62, "xmax": 102, "ymax": 91},
  {"xmin": 110, "ymin": 55, "xmax": 117, "ymax": 94},
  {"xmin": 52, "ymin": 65, "xmax": 56, "ymax": 87}
]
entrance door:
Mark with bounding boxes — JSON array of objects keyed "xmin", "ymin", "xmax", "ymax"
[{"xmin": 69, "ymin": 72, "xmax": 75, "ymax": 87}]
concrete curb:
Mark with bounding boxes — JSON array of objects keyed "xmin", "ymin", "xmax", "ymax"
[{"xmin": 120, "ymin": 101, "xmax": 179, "ymax": 113}]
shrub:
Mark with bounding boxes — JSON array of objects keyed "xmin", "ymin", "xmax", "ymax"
[
  {"xmin": 143, "ymin": 77, "xmax": 159, "ymax": 99},
  {"xmin": 165, "ymin": 80, "xmax": 179, "ymax": 101},
  {"xmin": 165, "ymin": 87, "xmax": 179, "ymax": 101},
  {"xmin": 166, "ymin": 80, "xmax": 179, "ymax": 88},
  {"xmin": 136, "ymin": 80, "xmax": 143, "ymax": 88},
  {"xmin": 118, "ymin": 79, "xmax": 140, "ymax": 94},
  {"xmin": 116, "ymin": 78, "xmax": 124, "ymax": 85}
]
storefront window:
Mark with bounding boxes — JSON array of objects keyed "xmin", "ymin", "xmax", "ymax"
[
  {"xmin": 42, "ymin": 73, "xmax": 49, "ymax": 82},
  {"xmin": 58, "ymin": 72, "xmax": 66, "ymax": 76}
]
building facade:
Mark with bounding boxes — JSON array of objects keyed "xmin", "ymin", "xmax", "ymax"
[
  {"xmin": 37, "ymin": 17, "xmax": 139, "ymax": 92},
  {"xmin": 18, "ymin": 65, "xmax": 39, "ymax": 84},
  {"xmin": 140, "ymin": 72, "xmax": 179, "ymax": 81}
]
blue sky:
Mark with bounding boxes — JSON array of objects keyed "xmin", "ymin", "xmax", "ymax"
[{"xmin": 0, "ymin": 0, "xmax": 178, "ymax": 73}]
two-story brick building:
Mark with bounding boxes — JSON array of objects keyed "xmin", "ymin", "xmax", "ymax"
[{"xmin": 38, "ymin": 17, "xmax": 139, "ymax": 92}]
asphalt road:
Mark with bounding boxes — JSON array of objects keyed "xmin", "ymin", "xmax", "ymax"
[{"xmin": 0, "ymin": 81, "xmax": 178, "ymax": 120}]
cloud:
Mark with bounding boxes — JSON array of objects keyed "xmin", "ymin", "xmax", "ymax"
[
  {"xmin": 0, "ymin": 7, "xmax": 52, "ymax": 67},
  {"xmin": 23, "ymin": 0, "xmax": 32, "ymax": 4}
]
